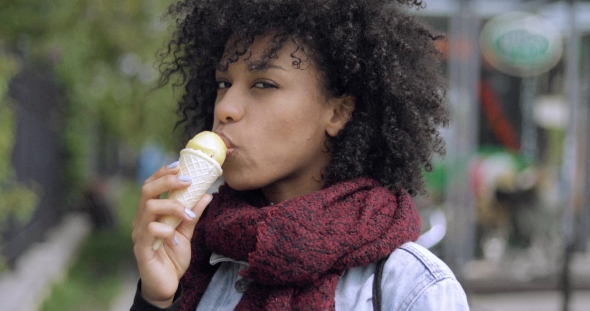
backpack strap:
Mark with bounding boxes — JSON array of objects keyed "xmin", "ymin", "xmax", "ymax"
[{"xmin": 372, "ymin": 255, "xmax": 390, "ymax": 311}]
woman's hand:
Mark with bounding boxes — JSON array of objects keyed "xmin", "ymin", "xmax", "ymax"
[{"xmin": 132, "ymin": 162, "xmax": 212, "ymax": 307}]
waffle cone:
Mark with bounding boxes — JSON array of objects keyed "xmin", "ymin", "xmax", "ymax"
[
  {"xmin": 168, "ymin": 148, "xmax": 223, "ymax": 208},
  {"xmin": 152, "ymin": 149, "xmax": 222, "ymax": 251}
]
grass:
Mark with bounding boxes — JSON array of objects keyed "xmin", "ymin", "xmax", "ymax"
[{"xmin": 40, "ymin": 180, "xmax": 140, "ymax": 311}]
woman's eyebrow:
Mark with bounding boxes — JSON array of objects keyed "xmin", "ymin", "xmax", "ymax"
[
  {"xmin": 248, "ymin": 63, "xmax": 287, "ymax": 72},
  {"xmin": 215, "ymin": 62, "xmax": 287, "ymax": 74}
]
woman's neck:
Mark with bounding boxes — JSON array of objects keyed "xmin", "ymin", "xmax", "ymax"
[{"xmin": 261, "ymin": 175, "xmax": 325, "ymax": 205}]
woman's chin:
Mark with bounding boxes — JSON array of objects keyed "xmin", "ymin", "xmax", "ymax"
[{"xmin": 223, "ymin": 175, "xmax": 264, "ymax": 192}]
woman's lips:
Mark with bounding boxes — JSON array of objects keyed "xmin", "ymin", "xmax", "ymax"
[
  {"xmin": 226, "ymin": 147, "xmax": 234, "ymax": 158},
  {"xmin": 216, "ymin": 132, "xmax": 235, "ymax": 158}
]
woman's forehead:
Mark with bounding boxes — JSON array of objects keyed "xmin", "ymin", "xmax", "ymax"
[{"xmin": 218, "ymin": 34, "xmax": 311, "ymax": 70}]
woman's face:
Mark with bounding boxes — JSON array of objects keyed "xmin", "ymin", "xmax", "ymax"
[{"xmin": 212, "ymin": 35, "xmax": 347, "ymax": 203}]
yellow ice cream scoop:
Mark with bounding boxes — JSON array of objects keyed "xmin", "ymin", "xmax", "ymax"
[
  {"xmin": 186, "ymin": 131, "xmax": 227, "ymax": 165},
  {"xmin": 152, "ymin": 131, "xmax": 226, "ymax": 251}
]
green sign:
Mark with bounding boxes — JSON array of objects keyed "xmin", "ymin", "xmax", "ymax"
[{"xmin": 480, "ymin": 12, "xmax": 563, "ymax": 77}]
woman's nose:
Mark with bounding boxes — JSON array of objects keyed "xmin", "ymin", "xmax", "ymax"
[{"xmin": 214, "ymin": 87, "xmax": 245, "ymax": 124}]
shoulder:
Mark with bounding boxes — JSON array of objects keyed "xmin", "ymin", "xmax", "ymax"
[
  {"xmin": 382, "ymin": 242, "xmax": 469, "ymax": 310},
  {"xmin": 335, "ymin": 242, "xmax": 469, "ymax": 311},
  {"xmin": 389, "ymin": 242, "xmax": 456, "ymax": 282}
]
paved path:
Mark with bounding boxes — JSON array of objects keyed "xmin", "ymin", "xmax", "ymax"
[
  {"xmin": 109, "ymin": 266, "xmax": 139, "ymax": 311},
  {"xmin": 0, "ymin": 214, "xmax": 91, "ymax": 311},
  {"xmin": 470, "ymin": 290, "xmax": 590, "ymax": 311}
]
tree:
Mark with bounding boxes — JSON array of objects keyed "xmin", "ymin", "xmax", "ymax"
[
  {"xmin": 0, "ymin": 0, "xmax": 180, "ymax": 192},
  {"xmin": 0, "ymin": 0, "xmax": 181, "ymax": 268}
]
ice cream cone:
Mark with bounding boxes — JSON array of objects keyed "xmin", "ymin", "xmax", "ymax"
[
  {"xmin": 169, "ymin": 148, "xmax": 222, "ymax": 208},
  {"xmin": 152, "ymin": 148, "xmax": 222, "ymax": 250}
]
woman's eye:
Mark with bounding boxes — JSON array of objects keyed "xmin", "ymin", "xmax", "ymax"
[
  {"xmin": 217, "ymin": 81, "xmax": 231, "ymax": 89},
  {"xmin": 253, "ymin": 82, "xmax": 276, "ymax": 89}
]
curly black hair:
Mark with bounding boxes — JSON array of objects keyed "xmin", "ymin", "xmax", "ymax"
[{"xmin": 159, "ymin": 0, "xmax": 448, "ymax": 196}]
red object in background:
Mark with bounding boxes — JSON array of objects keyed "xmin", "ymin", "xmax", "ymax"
[{"xmin": 479, "ymin": 79, "xmax": 521, "ymax": 152}]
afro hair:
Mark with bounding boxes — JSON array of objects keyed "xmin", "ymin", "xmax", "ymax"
[{"xmin": 159, "ymin": 0, "xmax": 448, "ymax": 195}]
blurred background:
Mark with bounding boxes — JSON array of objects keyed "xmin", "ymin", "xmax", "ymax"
[{"xmin": 0, "ymin": 0, "xmax": 589, "ymax": 310}]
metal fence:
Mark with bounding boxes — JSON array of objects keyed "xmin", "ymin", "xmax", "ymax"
[{"xmin": 2, "ymin": 67, "xmax": 67, "ymax": 266}]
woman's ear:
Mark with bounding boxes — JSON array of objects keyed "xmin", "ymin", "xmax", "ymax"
[{"xmin": 325, "ymin": 95, "xmax": 355, "ymax": 137}]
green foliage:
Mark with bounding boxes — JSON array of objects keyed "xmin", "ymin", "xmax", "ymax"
[
  {"xmin": 0, "ymin": 0, "xmax": 181, "ymax": 277},
  {"xmin": 0, "ymin": 0, "xmax": 181, "ymax": 191}
]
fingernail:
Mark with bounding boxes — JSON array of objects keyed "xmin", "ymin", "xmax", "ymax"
[
  {"xmin": 179, "ymin": 175, "xmax": 191, "ymax": 182},
  {"xmin": 185, "ymin": 208, "xmax": 196, "ymax": 218},
  {"xmin": 174, "ymin": 236, "xmax": 179, "ymax": 245},
  {"xmin": 205, "ymin": 194, "xmax": 213, "ymax": 204},
  {"xmin": 167, "ymin": 161, "xmax": 179, "ymax": 169}
]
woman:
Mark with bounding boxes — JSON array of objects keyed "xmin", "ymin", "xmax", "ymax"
[{"xmin": 131, "ymin": 0, "xmax": 469, "ymax": 310}]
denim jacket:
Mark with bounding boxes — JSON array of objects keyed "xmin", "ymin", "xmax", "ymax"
[{"xmin": 194, "ymin": 242, "xmax": 469, "ymax": 310}]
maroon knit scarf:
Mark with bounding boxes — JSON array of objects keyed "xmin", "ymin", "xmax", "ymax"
[{"xmin": 179, "ymin": 177, "xmax": 421, "ymax": 310}]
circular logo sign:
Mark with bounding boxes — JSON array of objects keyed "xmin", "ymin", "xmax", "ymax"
[{"xmin": 480, "ymin": 12, "xmax": 563, "ymax": 77}]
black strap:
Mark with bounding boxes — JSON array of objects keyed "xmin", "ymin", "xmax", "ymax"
[{"xmin": 372, "ymin": 255, "xmax": 390, "ymax": 311}]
